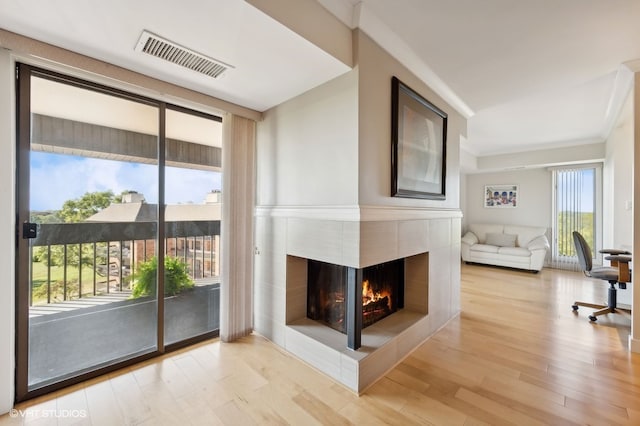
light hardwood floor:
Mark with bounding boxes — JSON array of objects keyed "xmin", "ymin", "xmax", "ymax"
[{"xmin": 2, "ymin": 263, "xmax": 640, "ymax": 425}]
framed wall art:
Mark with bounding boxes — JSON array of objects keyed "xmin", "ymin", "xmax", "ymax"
[
  {"xmin": 391, "ymin": 76, "xmax": 447, "ymax": 200},
  {"xmin": 484, "ymin": 184, "xmax": 518, "ymax": 208}
]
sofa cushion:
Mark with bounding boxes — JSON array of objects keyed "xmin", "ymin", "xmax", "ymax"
[
  {"xmin": 498, "ymin": 246, "xmax": 531, "ymax": 257},
  {"xmin": 503, "ymin": 225, "xmax": 547, "ymax": 247},
  {"xmin": 468, "ymin": 224, "xmax": 504, "ymax": 244},
  {"xmin": 470, "ymin": 244, "xmax": 499, "ymax": 254},
  {"xmin": 485, "ymin": 232, "xmax": 517, "ymax": 247}
]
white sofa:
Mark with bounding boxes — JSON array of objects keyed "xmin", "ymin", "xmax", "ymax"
[{"xmin": 461, "ymin": 223, "xmax": 550, "ymax": 272}]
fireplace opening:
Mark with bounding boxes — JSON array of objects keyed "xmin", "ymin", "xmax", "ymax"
[{"xmin": 307, "ymin": 259, "xmax": 404, "ymax": 334}]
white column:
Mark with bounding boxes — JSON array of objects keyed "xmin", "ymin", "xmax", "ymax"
[
  {"xmin": 631, "ymin": 71, "xmax": 640, "ymax": 352},
  {"xmin": 0, "ymin": 48, "xmax": 15, "ymax": 414},
  {"xmin": 220, "ymin": 113, "xmax": 256, "ymax": 342}
]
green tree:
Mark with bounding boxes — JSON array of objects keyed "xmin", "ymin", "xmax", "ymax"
[
  {"xmin": 557, "ymin": 211, "xmax": 594, "ymax": 256},
  {"xmin": 59, "ymin": 190, "xmax": 117, "ymax": 223},
  {"xmin": 30, "ymin": 210, "xmax": 62, "ymax": 224},
  {"xmin": 34, "ymin": 190, "xmax": 121, "ymax": 267}
]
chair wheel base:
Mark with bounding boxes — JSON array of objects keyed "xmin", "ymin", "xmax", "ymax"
[
  {"xmin": 572, "ymin": 305, "xmax": 578, "ymax": 311},
  {"xmin": 589, "ymin": 315, "xmax": 597, "ymax": 322}
]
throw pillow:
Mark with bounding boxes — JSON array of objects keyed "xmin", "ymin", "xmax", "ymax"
[{"xmin": 485, "ymin": 233, "xmax": 517, "ymax": 247}]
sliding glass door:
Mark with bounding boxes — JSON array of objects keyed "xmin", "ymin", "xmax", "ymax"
[
  {"xmin": 163, "ymin": 107, "xmax": 222, "ymax": 346},
  {"xmin": 15, "ymin": 64, "xmax": 221, "ymax": 401}
]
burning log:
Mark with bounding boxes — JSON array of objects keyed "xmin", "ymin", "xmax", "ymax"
[{"xmin": 363, "ymin": 296, "xmax": 390, "ymax": 314}]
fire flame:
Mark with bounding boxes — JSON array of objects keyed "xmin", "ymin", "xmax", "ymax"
[{"xmin": 362, "ymin": 279, "xmax": 392, "ymax": 308}]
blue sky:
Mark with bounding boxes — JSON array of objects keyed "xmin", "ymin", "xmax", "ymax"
[{"xmin": 30, "ymin": 152, "xmax": 221, "ymax": 211}]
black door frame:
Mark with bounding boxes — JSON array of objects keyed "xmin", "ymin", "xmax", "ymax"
[{"xmin": 14, "ymin": 63, "xmax": 220, "ymax": 402}]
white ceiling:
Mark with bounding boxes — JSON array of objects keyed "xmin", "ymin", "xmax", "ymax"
[
  {"xmin": 320, "ymin": 0, "xmax": 640, "ymax": 157},
  {"xmin": 0, "ymin": 0, "xmax": 349, "ymax": 112},
  {"xmin": 1, "ymin": 0, "xmax": 640, "ymax": 158}
]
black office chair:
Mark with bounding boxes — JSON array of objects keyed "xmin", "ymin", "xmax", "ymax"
[{"xmin": 571, "ymin": 231, "xmax": 631, "ymax": 322}]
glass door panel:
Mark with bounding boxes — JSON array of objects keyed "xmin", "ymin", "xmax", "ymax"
[
  {"xmin": 19, "ymin": 69, "xmax": 160, "ymax": 392},
  {"xmin": 163, "ymin": 107, "xmax": 222, "ymax": 345}
]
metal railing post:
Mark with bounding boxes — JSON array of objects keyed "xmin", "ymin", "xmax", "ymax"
[
  {"xmin": 119, "ymin": 241, "xmax": 123, "ymax": 292},
  {"xmin": 93, "ymin": 242, "xmax": 97, "ymax": 296},
  {"xmin": 78, "ymin": 243, "xmax": 83, "ymax": 298},
  {"xmin": 47, "ymin": 245, "xmax": 51, "ymax": 304},
  {"xmin": 63, "ymin": 245, "xmax": 68, "ymax": 301}
]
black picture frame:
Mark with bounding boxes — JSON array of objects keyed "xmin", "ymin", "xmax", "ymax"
[{"xmin": 391, "ymin": 76, "xmax": 447, "ymax": 200}]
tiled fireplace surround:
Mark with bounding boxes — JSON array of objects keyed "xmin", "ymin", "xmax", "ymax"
[{"xmin": 254, "ymin": 210, "xmax": 461, "ymax": 393}]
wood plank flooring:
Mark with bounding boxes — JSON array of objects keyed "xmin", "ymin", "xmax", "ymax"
[{"xmin": 2, "ymin": 263, "xmax": 640, "ymax": 425}]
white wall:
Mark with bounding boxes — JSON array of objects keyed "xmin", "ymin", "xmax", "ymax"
[
  {"xmin": 0, "ymin": 48, "xmax": 15, "ymax": 414},
  {"xmin": 476, "ymin": 143, "xmax": 605, "ymax": 172},
  {"xmin": 460, "ymin": 171, "xmax": 468, "ymax": 231},
  {"xmin": 604, "ymin": 91, "xmax": 633, "ymax": 251},
  {"xmin": 463, "ymin": 168, "xmax": 552, "ymax": 233},
  {"xmin": 256, "ymin": 70, "xmax": 359, "ymax": 207},
  {"xmin": 631, "ymin": 71, "xmax": 640, "ymax": 353},
  {"xmin": 356, "ymin": 31, "xmax": 464, "ymax": 209}
]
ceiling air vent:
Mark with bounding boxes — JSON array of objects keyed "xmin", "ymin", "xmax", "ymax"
[{"xmin": 135, "ymin": 30, "xmax": 233, "ymax": 79}]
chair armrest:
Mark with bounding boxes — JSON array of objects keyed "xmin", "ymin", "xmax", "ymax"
[
  {"xmin": 601, "ymin": 248, "xmax": 632, "ymax": 255},
  {"xmin": 605, "ymin": 255, "xmax": 632, "ymax": 282},
  {"xmin": 461, "ymin": 232, "xmax": 478, "ymax": 246},
  {"xmin": 526, "ymin": 235, "xmax": 550, "ymax": 251},
  {"xmin": 604, "ymin": 255, "xmax": 632, "ymax": 263}
]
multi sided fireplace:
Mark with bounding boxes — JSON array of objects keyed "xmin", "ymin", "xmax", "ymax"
[{"xmin": 307, "ymin": 258, "xmax": 404, "ymax": 350}]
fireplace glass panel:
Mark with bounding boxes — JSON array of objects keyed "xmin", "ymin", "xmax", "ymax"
[
  {"xmin": 307, "ymin": 260, "xmax": 347, "ymax": 333},
  {"xmin": 362, "ymin": 259, "xmax": 404, "ymax": 327},
  {"xmin": 307, "ymin": 259, "xmax": 404, "ymax": 333}
]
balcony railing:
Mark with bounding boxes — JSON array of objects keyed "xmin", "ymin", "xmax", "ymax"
[{"xmin": 29, "ymin": 220, "xmax": 221, "ymax": 306}]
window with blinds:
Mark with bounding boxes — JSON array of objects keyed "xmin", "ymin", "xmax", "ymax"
[{"xmin": 551, "ymin": 165, "xmax": 602, "ymax": 270}]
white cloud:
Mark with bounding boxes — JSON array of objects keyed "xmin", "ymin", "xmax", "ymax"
[
  {"xmin": 30, "ymin": 153, "xmax": 221, "ymax": 210},
  {"xmin": 165, "ymin": 167, "xmax": 222, "ymax": 204}
]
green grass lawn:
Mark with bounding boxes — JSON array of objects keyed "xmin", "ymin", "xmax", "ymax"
[{"xmin": 31, "ymin": 261, "xmax": 117, "ymax": 305}]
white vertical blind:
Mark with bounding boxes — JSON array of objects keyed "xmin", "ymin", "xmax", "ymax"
[
  {"xmin": 220, "ymin": 113, "xmax": 256, "ymax": 342},
  {"xmin": 551, "ymin": 166, "xmax": 598, "ymax": 270}
]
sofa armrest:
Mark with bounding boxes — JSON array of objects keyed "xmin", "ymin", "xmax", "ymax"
[
  {"xmin": 461, "ymin": 232, "xmax": 478, "ymax": 246},
  {"xmin": 526, "ymin": 235, "xmax": 550, "ymax": 251}
]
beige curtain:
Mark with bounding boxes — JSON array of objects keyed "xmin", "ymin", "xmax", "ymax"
[{"xmin": 220, "ymin": 113, "xmax": 256, "ymax": 342}]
